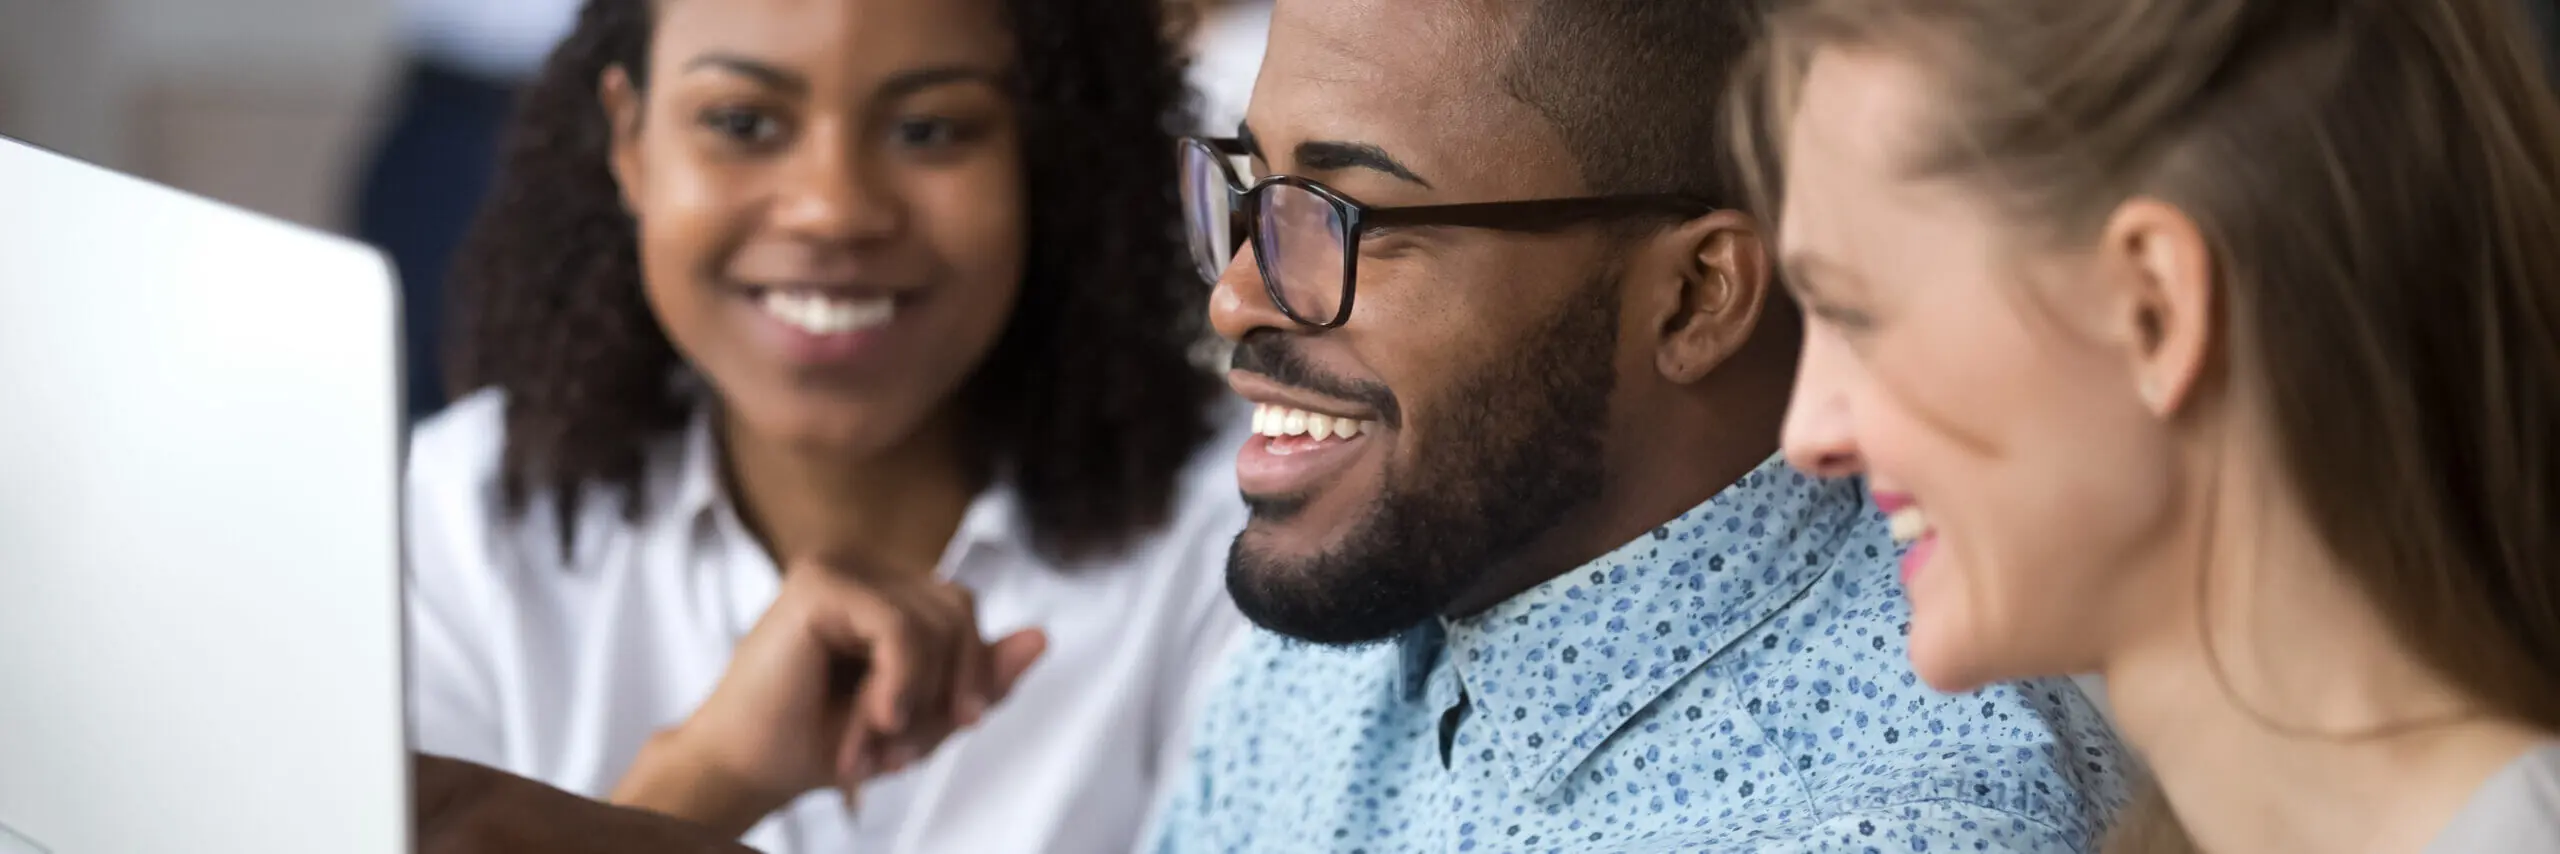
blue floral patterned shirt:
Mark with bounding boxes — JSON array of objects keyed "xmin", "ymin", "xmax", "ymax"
[{"xmin": 1151, "ymin": 458, "xmax": 2127, "ymax": 853}]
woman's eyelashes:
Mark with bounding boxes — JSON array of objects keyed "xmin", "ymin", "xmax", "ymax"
[
  {"xmin": 697, "ymin": 104, "xmax": 789, "ymax": 150},
  {"xmin": 888, "ymin": 114, "xmax": 996, "ymax": 164},
  {"xmin": 892, "ymin": 116, "xmax": 965, "ymax": 148},
  {"xmin": 690, "ymin": 109, "xmax": 991, "ymax": 159},
  {"xmin": 1805, "ymin": 297, "xmax": 1877, "ymax": 335}
]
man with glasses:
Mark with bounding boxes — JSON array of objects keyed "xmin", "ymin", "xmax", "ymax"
[{"xmin": 1149, "ymin": 0, "xmax": 2124, "ymax": 851}]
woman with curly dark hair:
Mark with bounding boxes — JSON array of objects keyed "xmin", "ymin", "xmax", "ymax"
[{"xmin": 400, "ymin": 0, "xmax": 1244, "ymax": 850}]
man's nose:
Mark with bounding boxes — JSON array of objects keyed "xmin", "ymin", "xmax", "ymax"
[{"xmin": 1207, "ymin": 242, "xmax": 1295, "ymax": 343}]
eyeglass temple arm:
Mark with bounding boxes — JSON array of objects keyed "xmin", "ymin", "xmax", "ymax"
[
  {"xmin": 1359, "ymin": 195, "xmax": 1717, "ymax": 232},
  {"xmin": 1191, "ymin": 136, "xmax": 1716, "ymax": 230}
]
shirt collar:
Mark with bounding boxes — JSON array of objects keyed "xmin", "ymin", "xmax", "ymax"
[
  {"xmin": 1441, "ymin": 456, "xmax": 1868, "ymax": 800},
  {"xmin": 669, "ymin": 402, "xmax": 1034, "ymax": 575},
  {"xmin": 667, "ymin": 402, "xmax": 725, "ymax": 529}
]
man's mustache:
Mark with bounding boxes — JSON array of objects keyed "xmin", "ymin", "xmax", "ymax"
[{"xmin": 1228, "ymin": 330, "xmax": 1403, "ymax": 429}]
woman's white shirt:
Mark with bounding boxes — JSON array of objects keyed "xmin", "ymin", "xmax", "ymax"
[{"xmin": 404, "ymin": 391, "xmax": 1249, "ymax": 854}]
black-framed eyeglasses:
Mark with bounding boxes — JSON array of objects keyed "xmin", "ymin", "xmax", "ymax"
[{"xmin": 1179, "ymin": 136, "xmax": 1717, "ymax": 328}]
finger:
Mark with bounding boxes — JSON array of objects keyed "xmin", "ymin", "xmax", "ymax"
[
  {"xmin": 833, "ymin": 707, "xmax": 872, "ymax": 785},
  {"xmin": 900, "ymin": 583, "xmax": 967, "ymax": 721},
  {"xmin": 988, "ymin": 628, "xmax": 1050, "ymax": 700},
  {"xmin": 878, "ymin": 584, "xmax": 956, "ymax": 737},
  {"xmin": 883, "ymin": 740, "xmax": 920, "ymax": 777},
  {"xmin": 941, "ymin": 585, "xmax": 992, "ymax": 728},
  {"xmin": 798, "ymin": 577, "xmax": 897, "ymax": 658},
  {"xmin": 837, "ymin": 741, "xmax": 872, "ymax": 816},
  {"xmin": 881, "ymin": 717, "xmax": 956, "ymax": 776},
  {"xmin": 801, "ymin": 580, "xmax": 922, "ymax": 733}
]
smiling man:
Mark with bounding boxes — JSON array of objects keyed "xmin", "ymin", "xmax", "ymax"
[{"xmin": 1149, "ymin": 1, "xmax": 2126, "ymax": 851}]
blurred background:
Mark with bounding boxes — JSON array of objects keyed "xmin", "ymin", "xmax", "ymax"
[
  {"xmin": 13, "ymin": 0, "xmax": 2550, "ymax": 233},
  {"xmin": 0, "ymin": 0, "xmax": 1269, "ymax": 420},
  {"xmin": 0, "ymin": 0, "xmax": 399, "ymax": 230},
  {"xmin": 0, "ymin": 0, "xmax": 546, "ymax": 421},
  {"xmin": 18, "ymin": 0, "xmax": 2530, "ymax": 418}
]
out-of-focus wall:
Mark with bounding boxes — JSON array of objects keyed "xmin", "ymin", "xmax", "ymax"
[
  {"xmin": 0, "ymin": 0, "xmax": 398, "ymax": 231},
  {"xmin": 120, "ymin": 0, "xmax": 392, "ymax": 72},
  {"xmin": 0, "ymin": 0, "xmax": 129, "ymax": 168}
]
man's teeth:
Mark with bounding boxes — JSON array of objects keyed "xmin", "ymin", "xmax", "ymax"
[
  {"xmin": 1887, "ymin": 506, "xmax": 1933, "ymax": 544},
  {"xmin": 1251, "ymin": 403, "xmax": 1370, "ymax": 441},
  {"xmin": 759, "ymin": 290, "xmax": 895, "ymax": 335}
]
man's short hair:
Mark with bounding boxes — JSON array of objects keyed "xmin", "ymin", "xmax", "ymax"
[{"xmin": 1500, "ymin": 0, "xmax": 1760, "ymax": 201}]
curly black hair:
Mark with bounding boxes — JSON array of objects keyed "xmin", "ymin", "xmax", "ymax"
[{"xmin": 447, "ymin": 0, "xmax": 1220, "ymax": 561}]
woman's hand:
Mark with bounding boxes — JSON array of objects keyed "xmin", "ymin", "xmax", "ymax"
[{"xmin": 610, "ymin": 560, "xmax": 1046, "ymax": 835}]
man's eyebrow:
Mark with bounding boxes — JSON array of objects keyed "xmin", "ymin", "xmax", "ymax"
[
  {"xmin": 683, "ymin": 53, "xmax": 808, "ymax": 94},
  {"xmin": 1235, "ymin": 121, "xmax": 1433, "ymax": 188},
  {"xmin": 1295, "ymin": 140, "xmax": 1432, "ymax": 188}
]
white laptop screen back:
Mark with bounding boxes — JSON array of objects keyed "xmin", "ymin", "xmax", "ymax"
[{"xmin": 0, "ymin": 137, "xmax": 408, "ymax": 854}]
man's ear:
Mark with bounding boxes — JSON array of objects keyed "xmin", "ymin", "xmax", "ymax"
[
  {"xmin": 599, "ymin": 65, "xmax": 646, "ymax": 213},
  {"xmin": 1645, "ymin": 209, "xmax": 1772, "ymax": 384}
]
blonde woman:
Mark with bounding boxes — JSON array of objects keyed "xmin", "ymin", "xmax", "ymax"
[{"xmin": 1737, "ymin": 0, "xmax": 2560, "ymax": 851}]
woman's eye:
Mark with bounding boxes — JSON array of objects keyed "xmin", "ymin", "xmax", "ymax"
[
  {"xmin": 892, "ymin": 117, "xmax": 966, "ymax": 149},
  {"xmin": 699, "ymin": 107, "xmax": 783, "ymax": 144},
  {"xmin": 1810, "ymin": 303, "xmax": 1876, "ymax": 333}
]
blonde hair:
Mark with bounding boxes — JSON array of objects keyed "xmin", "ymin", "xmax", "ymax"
[{"xmin": 1732, "ymin": 1, "xmax": 2560, "ymax": 850}]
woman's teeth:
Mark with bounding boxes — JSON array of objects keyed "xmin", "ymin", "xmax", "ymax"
[
  {"xmin": 759, "ymin": 290, "xmax": 895, "ymax": 335},
  {"xmin": 1887, "ymin": 506, "xmax": 1934, "ymax": 544},
  {"xmin": 1251, "ymin": 403, "xmax": 1371, "ymax": 441}
]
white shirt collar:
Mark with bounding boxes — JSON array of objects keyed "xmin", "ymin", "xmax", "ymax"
[{"xmin": 664, "ymin": 403, "xmax": 1038, "ymax": 579}]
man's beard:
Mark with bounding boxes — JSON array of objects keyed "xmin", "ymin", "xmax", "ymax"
[{"xmin": 1226, "ymin": 274, "xmax": 1619, "ymax": 645}]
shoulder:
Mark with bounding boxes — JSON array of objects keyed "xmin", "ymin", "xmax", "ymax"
[
  {"xmin": 1169, "ymin": 626, "xmax": 1410, "ymax": 836},
  {"xmin": 1740, "ymin": 798, "xmax": 2094, "ymax": 854},
  {"xmin": 1191, "ymin": 627, "xmax": 1409, "ymax": 742},
  {"xmin": 1194, "ymin": 625, "xmax": 1392, "ymax": 717},
  {"xmin": 1661, "ymin": 667, "xmax": 2121, "ymax": 850},
  {"xmin": 403, "ymin": 389, "xmax": 605, "ymax": 581},
  {"xmin": 405, "ymin": 389, "xmax": 517, "ymax": 546},
  {"xmin": 1619, "ymin": 799, "xmax": 2091, "ymax": 853},
  {"xmin": 2430, "ymin": 743, "xmax": 2560, "ymax": 853},
  {"xmin": 1737, "ymin": 635, "xmax": 2127, "ymax": 844},
  {"xmin": 410, "ymin": 390, "xmax": 510, "ymax": 481},
  {"xmin": 1726, "ymin": 502, "xmax": 2128, "ymax": 844},
  {"xmin": 407, "ymin": 389, "xmax": 695, "ymax": 562},
  {"xmin": 401, "ymin": 392, "xmax": 531, "ymax": 689}
]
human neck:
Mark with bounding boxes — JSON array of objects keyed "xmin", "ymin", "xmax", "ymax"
[
  {"xmin": 718, "ymin": 407, "xmax": 981, "ymax": 580},
  {"xmin": 1442, "ymin": 384, "xmax": 1785, "ymax": 618},
  {"xmin": 2099, "ymin": 461, "xmax": 2546, "ymax": 854}
]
